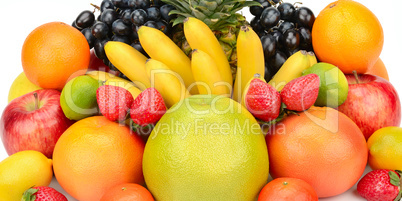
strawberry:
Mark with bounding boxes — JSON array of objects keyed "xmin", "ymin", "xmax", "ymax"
[
  {"xmin": 244, "ymin": 78, "xmax": 281, "ymax": 122},
  {"xmin": 22, "ymin": 186, "xmax": 67, "ymax": 201},
  {"xmin": 96, "ymin": 85, "xmax": 134, "ymax": 122},
  {"xmin": 130, "ymin": 88, "xmax": 166, "ymax": 128},
  {"xmin": 357, "ymin": 169, "xmax": 402, "ymax": 201},
  {"xmin": 280, "ymin": 74, "xmax": 320, "ymax": 111}
]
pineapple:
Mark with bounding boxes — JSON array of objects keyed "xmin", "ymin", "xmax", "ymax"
[{"xmin": 161, "ymin": 0, "xmax": 260, "ymax": 79}]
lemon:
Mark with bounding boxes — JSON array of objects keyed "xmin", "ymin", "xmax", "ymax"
[
  {"xmin": 143, "ymin": 95, "xmax": 269, "ymax": 201},
  {"xmin": 0, "ymin": 150, "xmax": 53, "ymax": 201},
  {"xmin": 368, "ymin": 126, "xmax": 402, "ymax": 170},
  {"xmin": 302, "ymin": 62, "xmax": 349, "ymax": 108},
  {"xmin": 60, "ymin": 75, "xmax": 101, "ymax": 120},
  {"xmin": 8, "ymin": 72, "xmax": 42, "ymax": 102}
]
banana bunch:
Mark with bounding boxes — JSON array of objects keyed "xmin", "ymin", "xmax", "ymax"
[
  {"xmin": 233, "ymin": 25, "xmax": 265, "ymax": 103},
  {"xmin": 268, "ymin": 50, "xmax": 317, "ymax": 91}
]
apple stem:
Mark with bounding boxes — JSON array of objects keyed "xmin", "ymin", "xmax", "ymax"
[
  {"xmin": 33, "ymin": 92, "xmax": 39, "ymax": 110},
  {"xmin": 352, "ymin": 70, "xmax": 359, "ymax": 84}
]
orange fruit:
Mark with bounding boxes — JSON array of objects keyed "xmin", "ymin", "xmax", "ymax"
[
  {"xmin": 365, "ymin": 58, "xmax": 389, "ymax": 81},
  {"xmin": 100, "ymin": 183, "xmax": 154, "ymax": 201},
  {"xmin": 21, "ymin": 22, "xmax": 90, "ymax": 90},
  {"xmin": 266, "ymin": 107, "xmax": 368, "ymax": 198},
  {"xmin": 52, "ymin": 116, "xmax": 145, "ymax": 201},
  {"xmin": 258, "ymin": 177, "xmax": 318, "ymax": 201},
  {"xmin": 312, "ymin": 0, "xmax": 383, "ymax": 74}
]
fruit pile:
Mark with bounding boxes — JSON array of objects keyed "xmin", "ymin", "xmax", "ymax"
[{"xmin": 1, "ymin": 0, "xmax": 402, "ymax": 201}]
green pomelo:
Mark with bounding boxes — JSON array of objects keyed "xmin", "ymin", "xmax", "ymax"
[
  {"xmin": 143, "ymin": 95, "xmax": 269, "ymax": 201},
  {"xmin": 60, "ymin": 75, "xmax": 100, "ymax": 120},
  {"xmin": 302, "ymin": 62, "xmax": 349, "ymax": 108}
]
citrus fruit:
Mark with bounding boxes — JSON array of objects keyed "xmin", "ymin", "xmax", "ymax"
[
  {"xmin": 302, "ymin": 62, "xmax": 348, "ymax": 108},
  {"xmin": 312, "ymin": 0, "xmax": 383, "ymax": 74},
  {"xmin": 53, "ymin": 116, "xmax": 145, "ymax": 201},
  {"xmin": 143, "ymin": 95, "xmax": 269, "ymax": 201},
  {"xmin": 60, "ymin": 75, "xmax": 100, "ymax": 120},
  {"xmin": 100, "ymin": 183, "xmax": 154, "ymax": 201},
  {"xmin": 8, "ymin": 72, "xmax": 42, "ymax": 103},
  {"xmin": 367, "ymin": 126, "xmax": 402, "ymax": 171},
  {"xmin": 258, "ymin": 177, "xmax": 318, "ymax": 201},
  {"xmin": 21, "ymin": 21, "xmax": 90, "ymax": 90},
  {"xmin": 366, "ymin": 58, "xmax": 389, "ymax": 81},
  {"xmin": 0, "ymin": 150, "xmax": 53, "ymax": 201},
  {"xmin": 266, "ymin": 106, "xmax": 367, "ymax": 198}
]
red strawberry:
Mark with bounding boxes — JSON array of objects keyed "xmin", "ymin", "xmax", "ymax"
[
  {"xmin": 130, "ymin": 88, "xmax": 166, "ymax": 128},
  {"xmin": 280, "ymin": 74, "xmax": 320, "ymax": 111},
  {"xmin": 244, "ymin": 78, "xmax": 281, "ymax": 122},
  {"xmin": 357, "ymin": 169, "xmax": 402, "ymax": 201},
  {"xmin": 96, "ymin": 85, "xmax": 134, "ymax": 122},
  {"xmin": 22, "ymin": 186, "xmax": 67, "ymax": 201}
]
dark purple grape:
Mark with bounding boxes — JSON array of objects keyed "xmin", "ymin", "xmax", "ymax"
[
  {"xmin": 75, "ymin": 10, "xmax": 95, "ymax": 29},
  {"xmin": 120, "ymin": 9, "xmax": 133, "ymax": 24},
  {"xmin": 112, "ymin": 0, "xmax": 128, "ymax": 8},
  {"xmin": 81, "ymin": 28, "xmax": 96, "ymax": 48},
  {"xmin": 107, "ymin": 60, "xmax": 119, "ymax": 71},
  {"xmin": 112, "ymin": 19, "xmax": 131, "ymax": 35},
  {"xmin": 153, "ymin": 0, "xmax": 164, "ymax": 7},
  {"xmin": 249, "ymin": 0, "xmax": 271, "ymax": 17},
  {"xmin": 131, "ymin": 24, "xmax": 140, "ymax": 40},
  {"xmin": 160, "ymin": 4, "xmax": 175, "ymax": 22},
  {"xmin": 94, "ymin": 38, "xmax": 110, "ymax": 60},
  {"xmin": 267, "ymin": 50, "xmax": 287, "ymax": 74},
  {"xmin": 283, "ymin": 28, "xmax": 300, "ymax": 51},
  {"xmin": 261, "ymin": 35, "xmax": 276, "ymax": 58},
  {"xmin": 277, "ymin": 3, "xmax": 295, "ymax": 21},
  {"xmin": 250, "ymin": 17, "xmax": 264, "ymax": 33},
  {"xmin": 271, "ymin": 0, "xmax": 280, "ymax": 4},
  {"xmin": 101, "ymin": 9, "xmax": 119, "ymax": 26},
  {"xmin": 112, "ymin": 34, "xmax": 131, "ymax": 44},
  {"xmin": 129, "ymin": 0, "xmax": 150, "ymax": 9},
  {"xmin": 294, "ymin": 7, "xmax": 315, "ymax": 29},
  {"xmin": 131, "ymin": 9, "xmax": 148, "ymax": 26},
  {"xmin": 101, "ymin": 0, "xmax": 115, "ymax": 12},
  {"xmin": 299, "ymin": 27, "xmax": 312, "ymax": 50},
  {"xmin": 157, "ymin": 20, "xmax": 170, "ymax": 35},
  {"xmin": 270, "ymin": 29, "xmax": 283, "ymax": 50},
  {"xmin": 91, "ymin": 21, "xmax": 110, "ymax": 39},
  {"xmin": 131, "ymin": 42, "xmax": 149, "ymax": 57},
  {"xmin": 278, "ymin": 21, "xmax": 294, "ymax": 33},
  {"xmin": 143, "ymin": 20, "xmax": 158, "ymax": 29},
  {"xmin": 147, "ymin": 7, "xmax": 161, "ymax": 21},
  {"xmin": 264, "ymin": 65, "xmax": 275, "ymax": 82},
  {"xmin": 260, "ymin": 7, "xmax": 280, "ymax": 29},
  {"xmin": 72, "ymin": 21, "xmax": 82, "ymax": 31}
]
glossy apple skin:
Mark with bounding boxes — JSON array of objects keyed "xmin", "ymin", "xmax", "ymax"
[
  {"xmin": 338, "ymin": 74, "xmax": 401, "ymax": 140},
  {"xmin": 0, "ymin": 89, "xmax": 74, "ymax": 158}
]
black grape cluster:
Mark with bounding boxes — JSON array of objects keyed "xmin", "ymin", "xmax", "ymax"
[
  {"xmin": 249, "ymin": 0, "xmax": 315, "ymax": 82},
  {"xmin": 72, "ymin": 0, "xmax": 175, "ymax": 75}
]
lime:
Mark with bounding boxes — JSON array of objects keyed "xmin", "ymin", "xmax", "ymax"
[
  {"xmin": 302, "ymin": 62, "xmax": 348, "ymax": 107},
  {"xmin": 368, "ymin": 126, "xmax": 402, "ymax": 170},
  {"xmin": 60, "ymin": 75, "xmax": 100, "ymax": 120},
  {"xmin": 143, "ymin": 95, "xmax": 269, "ymax": 201}
]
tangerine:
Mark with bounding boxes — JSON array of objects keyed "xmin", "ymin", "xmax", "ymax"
[
  {"xmin": 258, "ymin": 177, "xmax": 318, "ymax": 201},
  {"xmin": 312, "ymin": 0, "xmax": 383, "ymax": 74},
  {"xmin": 100, "ymin": 183, "xmax": 154, "ymax": 201},
  {"xmin": 21, "ymin": 22, "xmax": 90, "ymax": 90},
  {"xmin": 365, "ymin": 58, "xmax": 389, "ymax": 81},
  {"xmin": 52, "ymin": 116, "xmax": 145, "ymax": 201},
  {"xmin": 266, "ymin": 106, "xmax": 367, "ymax": 198}
]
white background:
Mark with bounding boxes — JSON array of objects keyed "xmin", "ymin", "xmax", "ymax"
[{"xmin": 0, "ymin": 0, "xmax": 401, "ymax": 200}]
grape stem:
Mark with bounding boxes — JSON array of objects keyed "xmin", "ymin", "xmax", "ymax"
[{"xmin": 90, "ymin": 3, "xmax": 100, "ymax": 12}]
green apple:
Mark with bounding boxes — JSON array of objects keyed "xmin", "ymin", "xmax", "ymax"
[{"xmin": 8, "ymin": 72, "xmax": 42, "ymax": 103}]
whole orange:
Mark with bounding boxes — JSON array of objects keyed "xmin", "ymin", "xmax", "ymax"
[
  {"xmin": 312, "ymin": 0, "xmax": 383, "ymax": 74},
  {"xmin": 365, "ymin": 58, "xmax": 389, "ymax": 81},
  {"xmin": 100, "ymin": 183, "xmax": 154, "ymax": 201},
  {"xmin": 21, "ymin": 22, "xmax": 90, "ymax": 90},
  {"xmin": 266, "ymin": 107, "xmax": 367, "ymax": 198},
  {"xmin": 258, "ymin": 177, "xmax": 318, "ymax": 201},
  {"xmin": 52, "ymin": 116, "xmax": 145, "ymax": 201}
]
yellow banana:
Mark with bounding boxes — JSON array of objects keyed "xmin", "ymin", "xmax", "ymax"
[
  {"xmin": 145, "ymin": 59, "xmax": 190, "ymax": 108},
  {"xmin": 191, "ymin": 49, "xmax": 231, "ymax": 96},
  {"xmin": 183, "ymin": 17, "xmax": 233, "ymax": 92},
  {"xmin": 268, "ymin": 50, "xmax": 310, "ymax": 91},
  {"xmin": 86, "ymin": 70, "xmax": 120, "ymax": 82},
  {"xmin": 233, "ymin": 25, "xmax": 265, "ymax": 103},
  {"xmin": 138, "ymin": 26, "xmax": 198, "ymax": 95},
  {"xmin": 104, "ymin": 78, "xmax": 142, "ymax": 99},
  {"xmin": 307, "ymin": 51, "xmax": 318, "ymax": 66},
  {"xmin": 104, "ymin": 41, "xmax": 150, "ymax": 90}
]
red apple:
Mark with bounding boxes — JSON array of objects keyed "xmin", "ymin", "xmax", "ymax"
[
  {"xmin": 0, "ymin": 89, "xmax": 74, "ymax": 158},
  {"xmin": 337, "ymin": 74, "xmax": 401, "ymax": 140}
]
